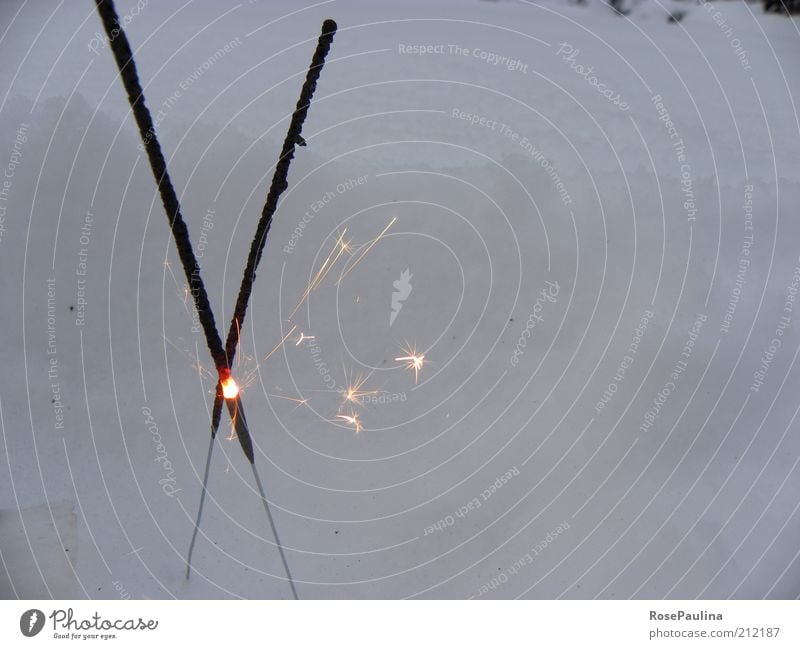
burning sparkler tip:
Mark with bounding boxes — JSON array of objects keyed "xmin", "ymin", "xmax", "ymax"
[{"xmin": 219, "ymin": 368, "xmax": 240, "ymax": 400}]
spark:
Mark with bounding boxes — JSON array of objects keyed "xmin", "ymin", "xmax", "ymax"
[
  {"xmin": 163, "ymin": 336, "xmax": 215, "ymax": 381},
  {"xmin": 395, "ymin": 344, "xmax": 426, "ymax": 383},
  {"xmin": 289, "ymin": 229, "xmax": 350, "ymax": 319},
  {"xmin": 227, "ymin": 318, "xmax": 255, "ymax": 372},
  {"xmin": 295, "ymin": 332, "xmax": 315, "ymax": 346},
  {"xmin": 262, "ymin": 325, "xmax": 298, "ymax": 362},
  {"xmin": 341, "ymin": 371, "xmax": 378, "ymax": 406},
  {"xmin": 163, "ymin": 259, "xmax": 194, "ymax": 317},
  {"xmin": 237, "ymin": 325, "xmax": 298, "ymax": 391},
  {"xmin": 337, "ymin": 217, "xmax": 397, "ymax": 285},
  {"xmin": 164, "ymin": 260, "xmax": 186, "ymax": 301},
  {"xmin": 268, "ymin": 394, "xmax": 309, "ymax": 410},
  {"xmin": 336, "ymin": 411, "xmax": 363, "ymax": 433}
]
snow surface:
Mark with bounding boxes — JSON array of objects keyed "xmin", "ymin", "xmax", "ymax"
[{"xmin": 0, "ymin": 0, "xmax": 799, "ymax": 599}]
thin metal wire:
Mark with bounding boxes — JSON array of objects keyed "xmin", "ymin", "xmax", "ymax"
[
  {"xmin": 252, "ymin": 463, "xmax": 299, "ymax": 600},
  {"xmin": 186, "ymin": 433, "xmax": 215, "ymax": 580}
]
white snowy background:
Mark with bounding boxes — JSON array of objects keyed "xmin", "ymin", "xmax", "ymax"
[{"xmin": 0, "ymin": 0, "xmax": 799, "ymax": 599}]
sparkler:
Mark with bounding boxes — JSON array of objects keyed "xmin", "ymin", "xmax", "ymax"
[
  {"xmin": 196, "ymin": 13, "xmax": 337, "ymax": 595},
  {"xmin": 95, "ymin": 0, "xmax": 338, "ymax": 599},
  {"xmin": 96, "ymin": 0, "xmax": 229, "ymax": 372}
]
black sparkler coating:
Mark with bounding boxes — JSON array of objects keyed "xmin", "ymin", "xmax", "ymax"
[
  {"xmin": 98, "ymin": 0, "xmax": 336, "ymax": 467},
  {"xmin": 226, "ymin": 396, "xmax": 255, "ymax": 464},
  {"xmin": 210, "ymin": 18, "xmax": 337, "ymax": 454},
  {"xmin": 97, "ymin": 1, "xmax": 333, "ymax": 596},
  {"xmin": 94, "ymin": 0, "xmax": 227, "ymax": 373},
  {"xmin": 222, "ymin": 18, "xmax": 337, "ymax": 363}
]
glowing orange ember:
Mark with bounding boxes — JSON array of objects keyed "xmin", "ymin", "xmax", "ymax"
[
  {"xmin": 219, "ymin": 370, "xmax": 240, "ymax": 400},
  {"xmin": 221, "ymin": 378, "xmax": 239, "ymax": 400}
]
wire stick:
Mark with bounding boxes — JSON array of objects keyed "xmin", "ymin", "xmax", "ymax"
[
  {"xmin": 96, "ymin": 0, "xmax": 336, "ymax": 592},
  {"xmin": 209, "ymin": 17, "xmax": 338, "ymax": 440},
  {"xmin": 94, "ymin": 0, "xmax": 227, "ymax": 371},
  {"xmin": 185, "ymin": 433, "xmax": 216, "ymax": 579},
  {"xmin": 225, "ymin": 396, "xmax": 255, "ymax": 463},
  {"xmin": 227, "ymin": 397, "xmax": 297, "ymax": 598},
  {"xmin": 223, "ymin": 18, "xmax": 337, "ymax": 363},
  {"xmin": 252, "ymin": 463, "xmax": 299, "ymax": 600}
]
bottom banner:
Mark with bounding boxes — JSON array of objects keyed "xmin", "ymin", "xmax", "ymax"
[{"xmin": 1, "ymin": 600, "xmax": 797, "ymax": 648}]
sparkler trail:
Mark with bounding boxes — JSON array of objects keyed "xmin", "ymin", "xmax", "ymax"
[
  {"xmin": 336, "ymin": 411, "xmax": 364, "ymax": 434},
  {"xmin": 238, "ymin": 325, "xmax": 297, "ymax": 391},
  {"xmin": 163, "ymin": 336, "xmax": 216, "ymax": 382},
  {"xmin": 337, "ymin": 216, "xmax": 397, "ymax": 285},
  {"xmin": 288, "ymin": 229, "xmax": 350, "ymax": 320},
  {"xmin": 268, "ymin": 394, "xmax": 309, "ymax": 410},
  {"xmin": 164, "ymin": 260, "xmax": 192, "ymax": 316},
  {"xmin": 262, "ymin": 325, "xmax": 298, "ymax": 363}
]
